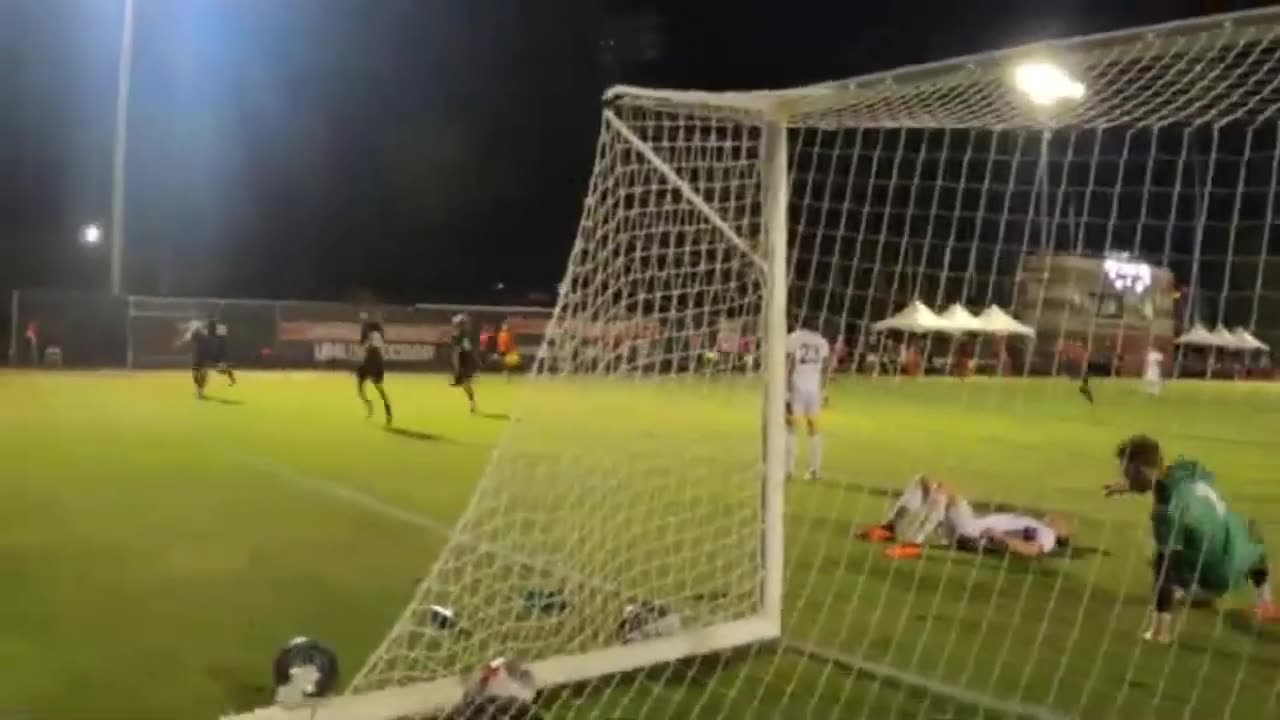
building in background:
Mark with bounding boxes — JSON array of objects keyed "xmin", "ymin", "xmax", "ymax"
[{"xmin": 1016, "ymin": 253, "xmax": 1176, "ymax": 375}]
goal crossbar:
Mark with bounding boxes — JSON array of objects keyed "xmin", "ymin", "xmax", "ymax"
[{"xmin": 607, "ymin": 6, "xmax": 1280, "ymax": 126}]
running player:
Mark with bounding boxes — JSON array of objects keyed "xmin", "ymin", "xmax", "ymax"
[
  {"xmin": 860, "ymin": 474, "xmax": 1074, "ymax": 559},
  {"xmin": 175, "ymin": 319, "xmax": 212, "ymax": 398},
  {"xmin": 450, "ymin": 313, "xmax": 479, "ymax": 414},
  {"xmin": 785, "ymin": 320, "xmax": 830, "ymax": 481},
  {"xmin": 1108, "ymin": 434, "xmax": 1280, "ymax": 642},
  {"xmin": 357, "ymin": 313, "xmax": 393, "ymax": 425},
  {"xmin": 208, "ymin": 318, "xmax": 237, "ymax": 387}
]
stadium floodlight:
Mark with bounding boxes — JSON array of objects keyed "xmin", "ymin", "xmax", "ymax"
[
  {"xmin": 79, "ymin": 223, "xmax": 103, "ymax": 246},
  {"xmin": 224, "ymin": 8, "xmax": 1280, "ymax": 720},
  {"xmin": 1012, "ymin": 60, "xmax": 1086, "ymax": 107},
  {"xmin": 1012, "ymin": 60, "xmax": 1086, "ymax": 252}
]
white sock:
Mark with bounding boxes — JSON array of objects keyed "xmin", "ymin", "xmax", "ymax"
[
  {"xmin": 809, "ymin": 434, "xmax": 823, "ymax": 475},
  {"xmin": 786, "ymin": 430, "xmax": 797, "ymax": 475},
  {"xmin": 1257, "ymin": 580, "xmax": 1273, "ymax": 606},
  {"xmin": 907, "ymin": 494, "xmax": 948, "ymax": 545},
  {"xmin": 888, "ymin": 475, "xmax": 927, "ymax": 525}
]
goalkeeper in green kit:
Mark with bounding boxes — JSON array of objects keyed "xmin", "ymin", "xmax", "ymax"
[{"xmin": 1108, "ymin": 434, "xmax": 1280, "ymax": 643}]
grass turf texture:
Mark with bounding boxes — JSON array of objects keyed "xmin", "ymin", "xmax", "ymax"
[{"xmin": 2, "ymin": 371, "xmax": 1279, "ymax": 719}]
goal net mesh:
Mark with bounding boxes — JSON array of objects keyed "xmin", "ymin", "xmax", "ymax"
[{"xmin": 347, "ymin": 10, "xmax": 1280, "ymax": 719}]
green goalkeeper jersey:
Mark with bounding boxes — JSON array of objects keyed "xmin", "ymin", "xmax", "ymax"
[{"xmin": 1153, "ymin": 459, "xmax": 1265, "ymax": 593}]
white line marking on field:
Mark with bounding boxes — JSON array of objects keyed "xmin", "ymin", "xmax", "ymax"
[
  {"xmin": 200, "ymin": 439, "xmax": 458, "ymax": 539},
  {"xmin": 199, "ymin": 439, "xmax": 653, "ymax": 597},
  {"xmin": 196, "ymin": 438, "xmax": 617, "ymax": 590}
]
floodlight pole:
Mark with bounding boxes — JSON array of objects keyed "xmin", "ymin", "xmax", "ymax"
[{"xmin": 109, "ymin": 0, "xmax": 136, "ymax": 296}]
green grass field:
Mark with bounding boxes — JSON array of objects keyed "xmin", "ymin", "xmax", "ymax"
[{"xmin": 3, "ymin": 370, "xmax": 1280, "ymax": 719}]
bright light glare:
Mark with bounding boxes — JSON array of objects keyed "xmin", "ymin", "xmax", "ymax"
[
  {"xmin": 1013, "ymin": 62, "xmax": 1086, "ymax": 106},
  {"xmin": 80, "ymin": 223, "xmax": 103, "ymax": 246},
  {"xmin": 1103, "ymin": 255, "xmax": 1152, "ymax": 294}
]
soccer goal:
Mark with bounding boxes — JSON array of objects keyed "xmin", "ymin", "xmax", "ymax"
[
  {"xmin": 126, "ymin": 295, "xmax": 228, "ymax": 368},
  {"xmin": 229, "ymin": 8, "xmax": 1280, "ymax": 719}
]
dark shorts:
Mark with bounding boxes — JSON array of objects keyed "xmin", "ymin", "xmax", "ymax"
[
  {"xmin": 193, "ymin": 355, "xmax": 210, "ymax": 371},
  {"xmin": 454, "ymin": 356, "xmax": 477, "ymax": 384},
  {"xmin": 358, "ymin": 353, "xmax": 385, "ymax": 384}
]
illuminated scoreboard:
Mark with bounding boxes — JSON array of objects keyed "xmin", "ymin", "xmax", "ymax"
[
  {"xmin": 1016, "ymin": 253, "xmax": 1175, "ymax": 354},
  {"xmin": 1102, "ymin": 255, "xmax": 1154, "ymax": 294}
]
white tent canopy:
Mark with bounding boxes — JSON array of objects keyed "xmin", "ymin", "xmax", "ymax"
[
  {"xmin": 975, "ymin": 305, "xmax": 1035, "ymax": 337},
  {"xmin": 1231, "ymin": 326, "xmax": 1270, "ymax": 351},
  {"xmin": 872, "ymin": 301, "xmax": 949, "ymax": 333},
  {"xmin": 1211, "ymin": 325, "xmax": 1246, "ymax": 350},
  {"xmin": 1175, "ymin": 323, "xmax": 1220, "ymax": 347},
  {"xmin": 938, "ymin": 303, "xmax": 984, "ymax": 334}
]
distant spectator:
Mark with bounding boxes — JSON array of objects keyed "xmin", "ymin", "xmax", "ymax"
[{"xmin": 25, "ymin": 321, "xmax": 39, "ymax": 366}]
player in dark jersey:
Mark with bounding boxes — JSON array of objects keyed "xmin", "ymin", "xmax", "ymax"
[
  {"xmin": 207, "ymin": 319, "xmax": 237, "ymax": 387},
  {"xmin": 174, "ymin": 319, "xmax": 212, "ymax": 398},
  {"xmin": 357, "ymin": 313, "xmax": 393, "ymax": 425},
  {"xmin": 1109, "ymin": 434, "xmax": 1280, "ymax": 642},
  {"xmin": 450, "ymin": 313, "xmax": 479, "ymax": 414}
]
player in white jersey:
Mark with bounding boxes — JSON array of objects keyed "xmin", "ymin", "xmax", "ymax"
[
  {"xmin": 785, "ymin": 323, "xmax": 831, "ymax": 481},
  {"xmin": 1143, "ymin": 347, "xmax": 1164, "ymax": 396},
  {"xmin": 859, "ymin": 474, "xmax": 1074, "ymax": 558}
]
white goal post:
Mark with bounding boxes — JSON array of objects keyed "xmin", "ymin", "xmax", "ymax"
[{"xmin": 227, "ymin": 7, "xmax": 1280, "ymax": 719}]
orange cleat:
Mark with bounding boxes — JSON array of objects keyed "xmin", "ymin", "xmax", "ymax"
[
  {"xmin": 884, "ymin": 543, "xmax": 923, "ymax": 560},
  {"xmin": 1256, "ymin": 602, "xmax": 1280, "ymax": 622},
  {"xmin": 857, "ymin": 525, "xmax": 895, "ymax": 543}
]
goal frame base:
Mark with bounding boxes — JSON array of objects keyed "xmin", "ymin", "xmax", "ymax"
[{"xmin": 221, "ymin": 616, "xmax": 779, "ymax": 720}]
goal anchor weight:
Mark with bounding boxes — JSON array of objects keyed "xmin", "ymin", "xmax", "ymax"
[{"xmin": 272, "ymin": 637, "xmax": 340, "ymax": 706}]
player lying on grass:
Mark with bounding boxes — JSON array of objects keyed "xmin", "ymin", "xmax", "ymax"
[
  {"xmin": 1107, "ymin": 434, "xmax": 1280, "ymax": 643},
  {"xmin": 858, "ymin": 474, "xmax": 1074, "ymax": 559}
]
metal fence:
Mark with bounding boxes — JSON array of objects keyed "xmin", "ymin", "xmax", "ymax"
[{"xmin": 7, "ymin": 289, "xmax": 552, "ymax": 371}]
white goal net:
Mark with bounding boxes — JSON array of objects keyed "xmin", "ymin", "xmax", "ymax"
[{"xmin": 239, "ymin": 9, "xmax": 1280, "ymax": 720}]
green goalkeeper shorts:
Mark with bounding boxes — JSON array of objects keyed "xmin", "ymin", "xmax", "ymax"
[{"xmin": 1168, "ymin": 544, "xmax": 1266, "ymax": 596}]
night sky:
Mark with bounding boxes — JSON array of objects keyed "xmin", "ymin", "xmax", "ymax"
[{"xmin": 0, "ymin": 0, "xmax": 1250, "ymax": 305}]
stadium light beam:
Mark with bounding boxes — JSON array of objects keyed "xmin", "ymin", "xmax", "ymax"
[
  {"xmin": 80, "ymin": 223, "xmax": 104, "ymax": 246},
  {"xmin": 109, "ymin": 0, "xmax": 136, "ymax": 296},
  {"xmin": 1012, "ymin": 61, "xmax": 1085, "ymax": 252},
  {"xmin": 1013, "ymin": 61, "xmax": 1086, "ymax": 107}
]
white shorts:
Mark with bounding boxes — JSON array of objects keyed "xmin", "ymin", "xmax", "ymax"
[{"xmin": 789, "ymin": 385, "xmax": 822, "ymax": 417}]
